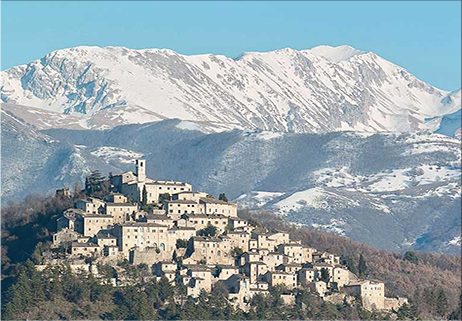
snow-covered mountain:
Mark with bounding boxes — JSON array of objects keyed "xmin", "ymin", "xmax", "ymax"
[
  {"xmin": 2, "ymin": 45, "xmax": 460, "ymax": 134},
  {"xmin": 3, "ymin": 117, "xmax": 460, "ymax": 254}
]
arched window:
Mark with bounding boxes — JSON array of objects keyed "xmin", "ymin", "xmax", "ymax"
[
  {"xmin": 153, "ymin": 243, "xmax": 158, "ymax": 249},
  {"xmin": 160, "ymin": 243, "xmax": 165, "ymax": 251},
  {"xmin": 217, "ymin": 250, "xmax": 221, "ymax": 256}
]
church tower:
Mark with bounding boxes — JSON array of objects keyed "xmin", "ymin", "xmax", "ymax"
[{"xmin": 135, "ymin": 159, "xmax": 146, "ymax": 182}]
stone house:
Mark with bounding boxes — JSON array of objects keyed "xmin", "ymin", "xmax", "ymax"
[
  {"xmin": 228, "ymin": 217, "xmax": 248, "ymax": 230},
  {"xmin": 186, "ymin": 236, "xmax": 233, "ymax": 265},
  {"xmin": 53, "ymin": 228, "xmax": 80, "ymax": 245},
  {"xmin": 313, "ymin": 252, "xmax": 341, "ymax": 265},
  {"xmin": 71, "ymin": 242, "xmax": 100, "ymax": 257},
  {"xmin": 298, "ymin": 268, "xmax": 319, "ymax": 286},
  {"xmin": 171, "ymin": 191, "xmax": 209, "ymax": 202},
  {"xmin": 198, "ymin": 198, "xmax": 238, "ymax": 217},
  {"xmin": 276, "ymin": 263, "xmax": 303, "ymax": 274},
  {"xmin": 75, "ymin": 214, "xmax": 114, "ymax": 237},
  {"xmin": 57, "ymin": 209, "xmax": 83, "ymax": 231},
  {"xmin": 332, "ymin": 266, "xmax": 354, "ymax": 289},
  {"xmin": 105, "ymin": 202, "xmax": 138, "ymax": 224},
  {"xmin": 241, "ymin": 261, "xmax": 269, "ymax": 283},
  {"xmin": 308, "ymin": 281, "xmax": 328, "ymax": 297},
  {"xmin": 143, "ymin": 214, "xmax": 174, "ymax": 228},
  {"xmin": 95, "ymin": 232, "xmax": 118, "ymax": 247},
  {"xmin": 227, "ymin": 230, "xmax": 251, "ymax": 252},
  {"xmin": 277, "ymin": 242, "xmax": 311, "ymax": 263},
  {"xmin": 223, "ymin": 274, "xmax": 252, "ymax": 308},
  {"xmin": 240, "ymin": 250, "xmax": 261, "ymax": 265},
  {"xmin": 56, "ymin": 188, "xmax": 72, "ymax": 197},
  {"xmin": 165, "ymin": 200, "xmax": 200, "ymax": 218},
  {"xmin": 75, "ymin": 198, "xmax": 106, "ymax": 214},
  {"xmin": 216, "ymin": 265, "xmax": 239, "ymax": 280},
  {"xmin": 343, "ymin": 280, "xmax": 385, "ymax": 311},
  {"xmin": 263, "ymin": 271, "xmax": 297, "ymax": 289},
  {"xmin": 261, "ymin": 252, "xmax": 286, "ymax": 271},
  {"xmin": 113, "ymin": 222, "xmax": 171, "ymax": 256},
  {"xmin": 182, "ymin": 213, "xmax": 229, "ymax": 233}
]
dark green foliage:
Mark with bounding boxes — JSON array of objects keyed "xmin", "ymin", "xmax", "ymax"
[
  {"xmin": 176, "ymin": 239, "xmax": 188, "ymax": 249},
  {"xmin": 320, "ymin": 267, "xmax": 330, "ymax": 283},
  {"xmin": 404, "ymin": 251, "xmax": 419, "ymax": 264},
  {"xmin": 197, "ymin": 223, "xmax": 217, "ymax": 237},
  {"xmin": 2, "ymin": 193, "xmax": 461, "ymax": 320},
  {"xmin": 358, "ymin": 254, "xmax": 367, "ymax": 278},
  {"xmin": 231, "ymin": 247, "xmax": 244, "ymax": 258},
  {"xmin": 159, "ymin": 193, "xmax": 172, "ymax": 203},
  {"xmin": 218, "ymin": 193, "xmax": 229, "ymax": 202},
  {"xmin": 85, "ymin": 170, "xmax": 109, "ymax": 198},
  {"xmin": 141, "ymin": 185, "xmax": 148, "ymax": 207},
  {"xmin": 449, "ymin": 292, "xmax": 461, "ymax": 320},
  {"xmin": 436, "ymin": 288, "xmax": 449, "ymax": 317},
  {"xmin": 345, "ymin": 256, "xmax": 358, "ymax": 275}
]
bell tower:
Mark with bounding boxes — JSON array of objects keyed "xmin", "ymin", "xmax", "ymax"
[{"xmin": 135, "ymin": 159, "xmax": 146, "ymax": 182}]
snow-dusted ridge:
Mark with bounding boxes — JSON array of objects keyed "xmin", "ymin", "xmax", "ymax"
[{"xmin": 2, "ymin": 45, "xmax": 460, "ymax": 135}]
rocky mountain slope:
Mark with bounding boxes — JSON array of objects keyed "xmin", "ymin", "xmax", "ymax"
[
  {"xmin": 1, "ymin": 45, "xmax": 460, "ymax": 134},
  {"xmin": 3, "ymin": 117, "xmax": 459, "ymax": 254}
]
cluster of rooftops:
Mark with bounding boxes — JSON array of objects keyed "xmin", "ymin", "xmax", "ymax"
[{"xmin": 47, "ymin": 160, "xmax": 406, "ymax": 311}]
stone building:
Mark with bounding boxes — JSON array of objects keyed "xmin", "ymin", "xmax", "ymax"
[
  {"xmin": 343, "ymin": 280, "xmax": 385, "ymax": 310},
  {"xmin": 241, "ymin": 261, "xmax": 269, "ymax": 283},
  {"xmin": 183, "ymin": 213, "xmax": 229, "ymax": 233},
  {"xmin": 105, "ymin": 202, "xmax": 138, "ymax": 223},
  {"xmin": 113, "ymin": 159, "xmax": 193, "ymax": 204},
  {"xmin": 298, "ymin": 268, "xmax": 319, "ymax": 286},
  {"xmin": 75, "ymin": 198, "xmax": 105, "ymax": 214},
  {"xmin": 263, "ymin": 271, "xmax": 297, "ymax": 289},
  {"xmin": 216, "ymin": 265, "xmax": 240, "ymax": 280},
  {"xmin": 56, "ymin": 188, "xmax": 72, "ymax": 197},
  {"xmin": 227, "ymin": 230, "xmax": 251, "ymax": 252},
  {"xmin": 198, "ymin": 198, "xmax": 238, "ymax": 217},
  {"xmin": 308, "ymin": 281, "xmax": 328, "ymax": 297},
  {"xmin": 71, "ymin": 242, "xmax": 100, "ymax": 257},
  {"xmin": 186, "ymin": 236, "xmax": 233, "ymax": 265},
  {"xmin": 75, "ymin": 214, "xmax": 114, "ymax": 237},
  {"xmin": 113, "ymin": 222, "xmax": 171, "ymax": 256},
  {"xmin": 165, "ymin": 200, "xmax": 200, "ymax": 218}
]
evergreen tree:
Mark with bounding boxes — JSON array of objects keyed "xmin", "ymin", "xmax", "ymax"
[
  {"xmin": 449, "ymin": 291, "xmax": 461, "ymax": 320},
  {"xmin": 197, "ymin": 223, "xmax": 217, "ymax": 237},
  {"xmin": 85, "ymin": 170, "xmax": 106, "ymax": 197},
  {"xmin": 345, "ymin": 256, "xmax": 358, "ymax": 275},
  {"xmin": 320, "ymin": 267, "xmax": 330, "ymax": 283},
  {"xmin": 358, "ymin": 254, "xmax": 367, "ymax": 277},
  {"xmin": 142, "ymin": 185, "xmax": 148, "ymax": 207},
  {"xmin": 436, "ymin": 288, "xmax": 449, "ymax": 317},
  {"xmin": 404, "ymin": 251, "xmax": 419, "ymax": 264},
  {"xmin": 218, "ymin": 193, "xmax": 228, "ymax": 202}
]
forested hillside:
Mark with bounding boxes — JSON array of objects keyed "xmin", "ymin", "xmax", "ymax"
[{"xmin": 1, "ymin": 192, "xmax": 460, "ymax": 320}]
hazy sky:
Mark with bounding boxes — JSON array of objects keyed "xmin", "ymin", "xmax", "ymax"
[{"xmin": 1, "ymin": 1, "xmax": 460, "ymax": 90}]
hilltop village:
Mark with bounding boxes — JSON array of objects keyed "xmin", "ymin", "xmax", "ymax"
[{"xmin": 44, "ymin": 159, "xmax": 407, "ymax": 312}]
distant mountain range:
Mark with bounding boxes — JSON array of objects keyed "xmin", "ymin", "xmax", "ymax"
[
  {"xmin": 1, "ymin": 45, "xmax": 460, "ymax": 135},
  {"xmin": 2, "ymin": 113, "xmax": 460, "ymax": 255},
  {"xmin": 1, "ymin": 45, "xmax": 460, "ymax": 255}
]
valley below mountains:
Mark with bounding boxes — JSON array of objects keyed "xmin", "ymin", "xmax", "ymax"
[
  {"xmin": 2, "ymin": 113, "xmax": 460, "ymax": 255},
  {"xmin": 1, "ymin": 45, "xmax": 460, "ymax": 256}
]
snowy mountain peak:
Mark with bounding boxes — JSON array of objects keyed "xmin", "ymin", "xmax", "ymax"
[
  {"xmin": 1, "ymin": 45, "xmax": 460, "ymax": 134},
  {"xmin": 306, "ymin": 44, "xmax": 365, "ymax": 63}
]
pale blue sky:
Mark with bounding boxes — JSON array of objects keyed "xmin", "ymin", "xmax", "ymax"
[{"xmin": 1, "ymin": 1, "xmax": 461, "ymax": 90}]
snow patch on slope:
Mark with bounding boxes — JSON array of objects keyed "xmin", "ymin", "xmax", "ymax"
[{"xmin": 91, "ymin": 146, "xmax": 143, "ymax": 164}]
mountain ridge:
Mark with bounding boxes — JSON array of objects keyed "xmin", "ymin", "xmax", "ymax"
[{"xmin": 2, "ymin": 45, "xmax": 460, "ymax": 134}]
